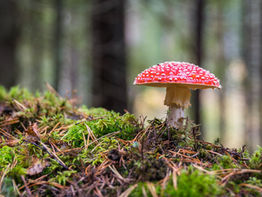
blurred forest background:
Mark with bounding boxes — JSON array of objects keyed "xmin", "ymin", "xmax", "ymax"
[{"xmin": 0, "ymin": 0, "xmax": 261, "ymax": 151}]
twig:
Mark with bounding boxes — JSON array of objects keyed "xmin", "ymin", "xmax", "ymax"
[
  {"xmin": 12, "ymin": 179, "xmax": 21, "ymax": 196},
  {"xmin": 45, "ymin": 82, "xmax": 62, "ymax": 98},
  {"xmin": 0, "ymin": 164, "xmax": 10, "ymax": 193},
  {"xmin": 13, "ymin": 99, "xmax": 27, "ymax": 111},
  {"xmin": 221, "ymin": 169, "xmax": 261, "ymax": 186},
  {"xmin": 239, "ymin": 183, "xmax": 262, "ymax": 193},
  {"xmin": 89, "ymin": 130, "xmax": 120, "ymax": 150},
  {"xmin": 39, "ymin": 141, "xmax": 68, "ymax": 169},
  {"xmin": 0, "ymin": 118, "xmax": 19, "ymax": 127},
  {"xmin": 172, "ymin": 169, "xmax": 177, "ymax": 190},
  {"xmin": 23, "ymin": 140, "xmax": 68, "ymax": 169},
  {"xmin": 19, "ymin": 174, "xmax": 49, "ymax": 190},
  {"xmin": 146, "ymin": 182, "xmax": 158, "ymax": 197},
  {"xmin": 108, "ymin": 165, "xmax": 132, "ymax": 183},
  {"xmin": 21, "ymin": 175, "xmax": 32, "ymax": 197},
  {"xmin": 207, "ymin": 150, "xmax": 223, "ymax": 157},
  {"xmin": 49, "ymin": 122, "xmax": 61, "ymax": 135},
  {"xmin": 119, "ymin": 184, "xmax": 138, "ymax": 197},
  {"xmin": 0, "ymin": 128, "xmax": 15, "ymax": 139}
]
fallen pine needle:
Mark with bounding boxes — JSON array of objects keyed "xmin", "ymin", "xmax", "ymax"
[
  {"xmin": 119, "ymin": 184, "xmax": 138, "ymax": 197},
  {"xmin": 239, "ymin": 183, "xmax": 262, "ymax": 193},
  {"xmin": 146, "ymin": 182, "xmax": 158, "ymax": 197}
]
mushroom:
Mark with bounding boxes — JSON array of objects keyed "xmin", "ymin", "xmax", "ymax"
[{"xmin": 134, "ymin": 61, "xmax": 221, "ymax": 128}]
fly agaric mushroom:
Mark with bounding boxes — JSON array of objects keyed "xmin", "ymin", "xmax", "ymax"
[{"xmin": 134, "ymin": 61, "xmax": 221, "ymax": 128}]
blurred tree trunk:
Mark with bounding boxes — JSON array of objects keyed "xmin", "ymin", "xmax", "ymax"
[
  {"xmin": 54, "ymin": 0, "xmax": 63, "ymax": 91},
  {"xmin": 215, "ymin": 3, "xmax": 226, "ymax": 143},
  {"xmin": 192, "ymin": 0, "xmax": 205, "ymax": 137},
  {"xmin": 91, "ymin": 0, "xmax": 127, "ymax": 113},
  {"xmin": 242, "ymin": 0, "xmax": 262, "ymax": 150},
  {"xmin": 30, "ymin": 0, "xmax": 44, "ymax": 91},
  {"xmin": 260, "ymin": 0, "xmax": 262, "ymax": 145},
  {"xmin": 0, "ymin": 1, "xmax": 20, "ymax": 89},
  {"xmin": 69, "ymin": 46, "xmax": 78, "ymax": 92}
]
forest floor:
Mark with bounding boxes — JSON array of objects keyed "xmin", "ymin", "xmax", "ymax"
[{"xmin": 0, "ymin": 86, "xmax": 262, "ymax": 197}]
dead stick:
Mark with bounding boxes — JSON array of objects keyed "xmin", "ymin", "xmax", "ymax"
[
  {"xmin": 21, "ymin": 175, "xmax": 32, "ymax": 197},
  {"xmin": 23, "ymin": 140, "xmax": 68, "ymax": 169}
]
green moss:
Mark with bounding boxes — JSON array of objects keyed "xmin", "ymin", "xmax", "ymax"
[
  {"xmin": 62, "ymin": 124, "xmax": 88, "ymax": 147},
  {"xmin": 130, "ymin": 167, "xmax": 221, "ymax": 197},
  {"xmin": 42, "ymin": 91, "xmax": 64, "ymax": 107},
  {"xmin": 50, "ymin": 170, "xmax": 77, "ymax": 185},
  {"xmin": 165, "ymin": 168, "xmax": 221, "ymax": 197},
  {"xmin": 217, "ymin": 155, "xmax": 238, "ymax": 169},
  {"xmin": 39, "ymin": 113, "xmax": 73, "ymax": 129},
  {"xmin": 42, "ymin": 158, "xmax": 62, "ymax": 175},
  {"xmin": 249, "ymin": 146, "xmax": 262, "ymax": 169},
  {"xmin": 64, "ymin": 108, "xmax": 138, "ymax": 146},
  {"xmin": 243, "ymin": 177, "xmax": 262, "ymax": 195},
  {"xmin": 0, "ymin": 146, "xmax": 27, "ymax": 178},
  {"xmin": 8, "ymin": 86, "xmax": 33, "ymax": 102},
  {"xmin": 8, "ymin": 166, "xmax": 27, "ymax": 177},
  {"xmin": 0, "ymin": 146, "xmax": 14, "ymax": 168},
  {"xmin": 1, "ymin": 86, "xmax": 262, "ymax": 196},
  {"xmin": 129, "ymin": 182, "xmax": 151, "ymax": 197},
  {"xmin": 246, "ymin": 176, "xmax": 262, "ymax": 186},
  {"xmin": 0, "ymin": 85, "xmax": 7, "ymax": 101},
  {"xmin": 1, "ymin": 178, "xmax": 18, "ymax": 197},
  {"xmin": 80, "ymin": 136, "xmax": 119, "ymax": 165}
]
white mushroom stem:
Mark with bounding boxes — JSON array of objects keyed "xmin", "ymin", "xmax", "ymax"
[
  {"xmin": 167, "ymin": 106, "xmax": 184, "ymax": 128},
  {"xmin": 164, "ymin": 86, "xmax": 191, "ymax": 128}
]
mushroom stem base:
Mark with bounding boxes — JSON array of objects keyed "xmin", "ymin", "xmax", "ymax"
[{"xmin": 167, "ymin": 106, "xmax": 184, "ymax": 128}]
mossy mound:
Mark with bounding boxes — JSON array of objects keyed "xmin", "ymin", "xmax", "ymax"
[{"xmin": 0, "ymin": 86, "xmax": 261, "ymax": 196}]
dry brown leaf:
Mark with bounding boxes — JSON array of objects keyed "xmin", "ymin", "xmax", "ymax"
[{"xmin": 27, "ymin": 158, "xmax": 49, "ymax": 176}]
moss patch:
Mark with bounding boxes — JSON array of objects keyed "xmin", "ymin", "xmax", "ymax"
[{"xmin": 0, "ymin": 86, "xmax": 261, "ymax": 196}]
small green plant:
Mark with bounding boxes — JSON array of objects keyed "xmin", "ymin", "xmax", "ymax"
[
  {"xmin": 1, "ymin": 178, "xmax": 17, "ymax": 196},
  {"xmin": 217, "ymin": 155, "xmax": 238, "ymax": 169},
  {"xmin": 8, "ymin": 86, "xmax": 33, "ymax": 101},
  {"xmin": 0, "ymin": 146, "xmax": 15, "ymax": 168},
  {"xmin": 0, "ymin": 85, "xmax": 7, "ymax": 101},
  {"xmin": 246, "ymin": 177, "xmax": 262, "ymax": 187},
  {"xmin": 249, "ymin": 146, "xmax": 262, "ymax": 169},
  {"xmin": 83, "ymin": 137, "xmax": 119, "ymax": 165},
  {"xmin": 62, "ymin": 123, "xmax": 89, "ymax": 147},
  {"xmin": 164, "ymin": 168, "xmax": 221, "ymax": 197},
  {"xmin": 0, "ymin": 146, "xmax": 27, "ymax": 178},
  {"xmin": 50, "ymin": 170, "xmax": 77, "ymax": 185},
  {"xmin": 129, "ymin": 182, "xmax": 152, "ymax": 197}
]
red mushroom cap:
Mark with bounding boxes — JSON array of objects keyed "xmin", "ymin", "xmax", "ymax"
[{"xmin": 134, "ymin": 61, "xmax": 221, "ymax": 89}]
